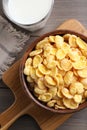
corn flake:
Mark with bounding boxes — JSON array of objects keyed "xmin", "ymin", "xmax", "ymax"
[
  {"xmin": 33, "ymin": 55, "xmax": 42, "ymax": 68},
  {"xmin": 64, "ymin": 71, "xmax": 73, "ymax": 85},
  {"xmin": 27, "ymin": 76, "xmax": 33, "ymax": 83},
  {"xmin": 49, "ymin": 87, "xmax": 57, "ymax": 97},
  {"xmin": 76, "ymin": 37, "xmax": 87, "ymax": 50},
  {"xmin": 36, "ymin": 68, "xmax": 43, "ymax": 78},
  {"xmin": 68, "ymin": 48, "xmax": 80, "ymax": 61},
  {"xmin": 47, "ymin": 100, "xmax": 56, "ymax": 107},
  {"xmin": 38, "ymin": 93, "xmax": 52, "ymax": 102},
  {"xmin": 56, "ymin": 49, "xmax": 66, "ymax": 60},
  {"xmin": 49, "ymin": 36, "xmax": 55, "ymax": 43},
  {"xmin": 24, "ymin": 66, "xmax": 31, "ymax": 76},
  {"xmin": 38, "ymin": 64, "xmax": 50, "ymax": 75},
  {"xmin": 69, "ymin": 84, "xmax": 77, "ymax": 95},
  {"xmin": 62, "ymin": 42, "xmax": 70, "ymax": 54},
  {"xmin": 80, "ymin": 78, "xmax": 87, "ymax": 89},
  {"xmin": 57, "ymin": 89, "xmax": 63, "ymax": 98},
  {"xmin": 69, "ymin": 35, "xmax": 77, "ymax": 48},
  {"xmin": 77, "ymin": 68, "xmax": 87, "ymax": 78},
  {"xmin": 63, "ymin": 34, "xmax": 71, "ymax": 42},
  {"xmin": 55, "ymin": 104, "xmax": 66, "ymax": 109},
  {"xmin": 30, "ymin": 67, "xmax": 37, "ymax": 80},
  {"xmin": 73, "ymin": 94, "xmax": 82, "ymax": 103},
  {"xmin": 72, "ymin": 58, "xmax": 87, "ymax": 70},
  {"xmin": 34, "ymin": 87, "xmax": 47, "ymax": 95},
  {"xmin": 70, "ymin": 82, "xmax": 84, "ymax": 94},
  {"xmin": 36, "ymin": 37, "xmax": 49, "ymax": 49},
  {"xmin": 63, "ymin": 98, "xmax": 78, "ymax": 109},
  {"xmin": 38, "ymin": 79, "xmax": 46, "ymax": 90},
  {"xmin": 45, "ymin": 75, "xmax": 56, "ymax": 86},
  {"xmin": 61, "ymin": 88, "xmax": 73, "ymax": 99},
  {"xmin": 29, "ymin": 49, "xmax": 42, "ymax": 56},
  {"xmin": 60, "ymin": 58, "xmax": 72, "ymax": 71},
  {"xmin": 55, "ymin": 35, "xmax": 64, "ymax": 48},
  {"xmin": 25, "ymin": 58, "xmax": 32, "ymax": 67},
  {"xmin": 47, "ymin": 60, "xmax": 57, "ymax": 69}
]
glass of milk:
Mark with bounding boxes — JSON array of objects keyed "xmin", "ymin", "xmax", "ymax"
[{"xmin": 2, "ymin": 0, "xmax": 54, "ymax": 31}]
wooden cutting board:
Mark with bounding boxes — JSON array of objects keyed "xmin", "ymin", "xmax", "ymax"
[{"xmin": 0, "ymin": 19, "xmax": 87, "ymax": 130}]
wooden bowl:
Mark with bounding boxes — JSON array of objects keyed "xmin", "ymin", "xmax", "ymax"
[{"xmin": 20, "ymin": 30, "xmax": 87, "ymax": 113}]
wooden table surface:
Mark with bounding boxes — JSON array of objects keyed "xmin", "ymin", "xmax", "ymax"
[{"xmin": 0, "ymin": 0, "xmax": 87, "ymax": 130}]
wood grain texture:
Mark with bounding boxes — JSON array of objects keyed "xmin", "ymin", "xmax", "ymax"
[{"xmin": 0, "ymin": 19, "xmax": 87, "ymax": 130}]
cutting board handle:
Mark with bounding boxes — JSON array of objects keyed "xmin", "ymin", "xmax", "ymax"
[
  {"xmin": 0, "ymin": 100, "xmax": 23, "ymax": 130},
  {"xmin": 0, "ymin": 101, "xmax": 18, "ymax": 130},
  {"xmin": 0, "ymin": 99, "xmax": 34, "ymax": 130}
]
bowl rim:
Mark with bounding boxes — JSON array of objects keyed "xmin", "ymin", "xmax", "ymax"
[{"xmin": 20, "ymin": 29, "xmax": 87, "ymax": 113}]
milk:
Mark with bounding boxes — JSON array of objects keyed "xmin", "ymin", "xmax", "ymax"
[{"xmin": 8, "ymin": 0, "xmax": 53, "ymax": 25}]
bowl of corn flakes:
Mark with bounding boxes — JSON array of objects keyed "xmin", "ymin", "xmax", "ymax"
[{"xmin": 20, "ymin": 30, "xmax": 87, "ymax": 113}]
